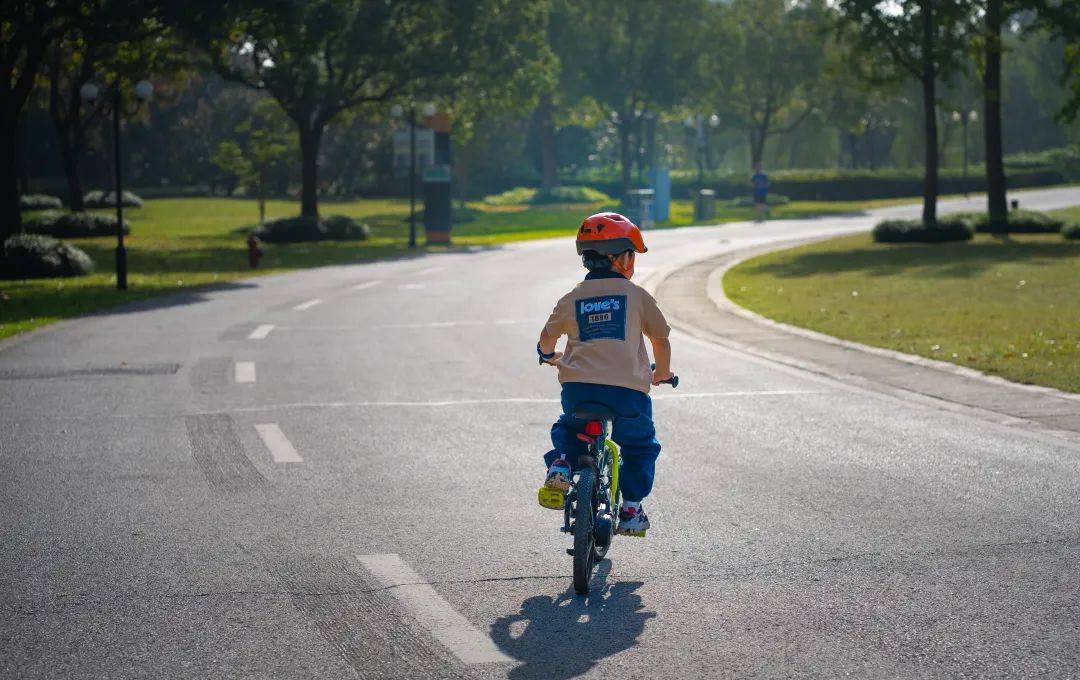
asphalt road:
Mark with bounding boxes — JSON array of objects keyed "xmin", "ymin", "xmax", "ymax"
[{"xmin": 3, "ymin": 187, "xmax": 1080, "ymax": 679}]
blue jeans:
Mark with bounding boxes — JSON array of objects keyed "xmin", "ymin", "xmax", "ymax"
[{"xmin": 544, "ymin": 382, "xmax": 661, "ymax": 503}]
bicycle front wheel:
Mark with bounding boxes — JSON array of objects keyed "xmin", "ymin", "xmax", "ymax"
[{"xmin": 572, "ymin": 466, "xmax": 597, "ymax": 595}]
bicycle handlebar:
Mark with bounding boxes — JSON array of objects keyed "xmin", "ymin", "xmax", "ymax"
[{"xmin": 651, "ymin": 363, "xmax": 679, "ymax": 388}]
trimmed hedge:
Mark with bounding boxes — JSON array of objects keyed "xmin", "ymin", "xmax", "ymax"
[
  {"xmin": 969, "ymin": 209, "xmax": 1064, "ymax": 234},
  {"xmin": 1064, "ymin": 222, "xmax": 1080, "ymax": 241},
  {"xmin": 255, "ymin": 215, "xmax": 371, "ymax": 243},
  {"xmin": 83, "ymin": 190, "xmax": 144, "ymax": 208},
  {"xmin": 19, "ymin": 194, "xmax": 63, "ymax": 211},
  {"xmin": 483, "ymin": 185, "xmax": 614, "ymax": 206},
  {"xmin": 1, "ymin": 234, "xmax": 95, "ymax": 279},
  {"xmin": 873, "ymin": 216, "xmax": 974, "ymax": 243},
  {"xmin": 24, "ymin": 211, "xmax": 128, "ymax": 238},
  {"xmin": 729, "ymin": 194, "xmax": 791, "ymax": 208},
  {"xmin": 568, "ymin": 167, "xmax": 1067, "ymax": 202}
]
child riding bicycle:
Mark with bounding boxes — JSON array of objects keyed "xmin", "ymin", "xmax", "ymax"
[{"xmin": 536, "ymin": 212, "xmax": 673, "ymax": 537}]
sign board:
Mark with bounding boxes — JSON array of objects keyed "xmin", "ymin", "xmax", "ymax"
[
  {"xmin": 392, "ymin": 128, "xmax": 435, "ymax": 169},
  {"xmin": 421, "ymin": 164, "xmax": 451, "ymax": 184}
]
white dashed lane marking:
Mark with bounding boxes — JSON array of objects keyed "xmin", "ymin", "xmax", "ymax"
[
  {"xmin": 356, "ymin": 554, "xmax": 512, "ymax": 665},
  {"xmin": 398, "ymin": 284, "xmax": 425, "ymax": 291},
  {"xmin": 234, "ymin": 361, "xmax": 256, "ymax": 383},
  {"xmin": 293, "ymin": 298, "xmax": 324, "ymax": 311},
  {"xmin": 248, "ymin": 324, "xmax": 275, "ymax": 340},
  {"xmin": 413, "ymin": 266, "xmax": 445, "ymax": 276},
  {"xmin": 351, "ymin": 280, "xmax": 382, "ymax": 291},
  {"xmin": 254, "ymin": 423, "xmax": 303, "ymax": 463}
]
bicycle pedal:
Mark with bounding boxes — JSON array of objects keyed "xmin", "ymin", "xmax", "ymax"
[
  {"xmin": 566, "ymin": 548, "xmax": 574, "ymax": 556},
  {"xmin": 537, "ymin": 486, "xmax": 565, "ymax": 510}
]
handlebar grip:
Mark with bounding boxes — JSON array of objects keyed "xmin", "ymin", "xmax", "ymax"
[{"xmin": 650, "ymin": 363, "xmax": 679, "ymax": 388}]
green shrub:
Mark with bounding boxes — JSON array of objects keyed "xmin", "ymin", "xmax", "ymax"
[
  {"xmin": 970, "ymin": 209, "xmax": 1064, "ymax": 234},
  {"xmin": 255, "ymin": 215, "xmax": 371, "ymax": 243},
  {"xmin": 83, "ymin": 190, "xmax": 144, "ymax": 208},
  {"xmin": 729, "ymin": 194, "xmax": 791, "ymax": 208},
  {"xmin": 24, "ymin": 210, "xmax": 128, "ymax": 238},
  {"xmin": 1, "ymin": 234, "xmax": 95, "ymax": 279},
  {"xmin": 873, "ymin": 216, "xmax": 974, "ymax": 243},
  {"xmin": 1064, "ymin": 222, "xmax": 1080, "ymax": 240},
  {"xmin": 19, "ymin": 194, "xmax": 62, "ymax": 211},
  {"xmin": 483, "ymin": 185, "xmax": 613, "ymax": 206}
]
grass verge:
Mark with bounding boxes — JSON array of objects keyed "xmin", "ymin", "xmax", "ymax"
[
  {"xmin": 0, "ymin": 195, "xmax": 912, "ymax": 340},
  {"xmin": 724, "ymin": 209, "xmax": 1080, "ymax": 392}
]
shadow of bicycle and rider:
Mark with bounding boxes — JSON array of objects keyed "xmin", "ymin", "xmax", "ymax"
[{"xmin": 489, "ymin": 561, "xmax": 656, "ymax": 680}]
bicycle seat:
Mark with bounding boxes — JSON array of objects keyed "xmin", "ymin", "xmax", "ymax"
[{"xmin": 572, "ymin": 401, "xmax": 616, "ymax": 422}]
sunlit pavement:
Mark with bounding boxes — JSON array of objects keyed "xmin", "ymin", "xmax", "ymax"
[{"xmin": 3, "ymin": 186, "xmax": 1080, "ymax": 679}]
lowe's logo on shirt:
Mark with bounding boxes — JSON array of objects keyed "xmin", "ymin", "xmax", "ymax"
[{"xmin": 575, "ymin": 295, "xmax": 627, "ymax": 342}]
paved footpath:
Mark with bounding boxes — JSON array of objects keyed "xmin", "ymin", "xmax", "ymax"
[{"xmin": 3, "ymin": 186, "xmax": 1080, "ymax": 679}]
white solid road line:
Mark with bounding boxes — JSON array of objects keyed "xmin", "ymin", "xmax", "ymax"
[
  {"xmin": 234, "ymin": 361, "xmax": 256, "ymax": 383},
  {"xmin": 248, "ymin": 324, "xmax": 275, "ymax": 340},
  {"xmin": 293, "ymin": 298, "xmax": 324, "ymax": 311},
  {"xmin": 351, "ymin": 280, "xmax": 383, "ymax": 291},
  {"xmin": 254, "ymin": 423, "xmax": 303, "ymax": 463},
  {"xmin": 356, "ymin": 554, "xmax": 512, "ymax": 665},
  {"xmin": 193, "ymin": 390, "xmax": 824, "ymax": 416}
]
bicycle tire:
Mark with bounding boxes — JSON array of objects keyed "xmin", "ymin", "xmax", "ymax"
[{"xmin": 573, "ymin": 466, "xmax": 597, "ymax": 595}]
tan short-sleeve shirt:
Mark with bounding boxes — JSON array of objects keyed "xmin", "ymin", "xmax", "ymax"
[{"xmin": 543, "ymin": 275, "xmax": 671, "ymax": 394}]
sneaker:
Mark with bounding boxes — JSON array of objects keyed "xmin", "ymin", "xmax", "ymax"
[
  {"xmin": 544, "ymin": 458, "xmax": 572, "ymax": 492},
  {"xmin": 616, "ymin": 505, "xmax": 650, "ymax": 537},
  {"xmin": 537, "ymin": 458, "xmax": 571, "ymax": 510}
]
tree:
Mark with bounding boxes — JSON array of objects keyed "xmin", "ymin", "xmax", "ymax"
[
  {"xmin": 706, "ymin": 0, "xmax": 825, "ymax": 170},
  {"xmin": 552, "ymin": 0, "xmax": 705, "ymax": 194},
  {"xmin": 1, "ymin": 1, "xmax": 167, "ymax": 240},
  {"xmin": 210, "ymin": 140, "xmax": 250, "ymax": 196},
  {"xmin": 237, "ymin": 98, "xmax": 295, "ymax": 223},
  {"xmin": 206, "ymin": 0, "xmax": 551, "ymax": 219},
  {"xmin": 837, "ymin": 0, "xmax": 968, "ymax": 225}
]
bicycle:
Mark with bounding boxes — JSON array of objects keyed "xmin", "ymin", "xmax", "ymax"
[{"xmin": 538, "ymin": 363, "xmax": 678, "ymax": 595}]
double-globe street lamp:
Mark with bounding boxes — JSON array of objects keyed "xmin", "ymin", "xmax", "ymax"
[
  {"xmin": 951, "ymin": 108, "xmax": 979, "ymax": 182},
  {"xmin": 80, "ymin": 78, "xmax": 153, "ymax": 290},
  {"xmin": 391, "ymin": 102, "xmax": 437, "ymax": 249}
]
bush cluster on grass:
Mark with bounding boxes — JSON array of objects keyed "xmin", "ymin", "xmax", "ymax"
[
  {"xmin": 968, "ymin": 209, "xmax": 1064, "ymax": 234},
  {"xmin": 567, "ymin": 167, "xmax": 1066, "ymax": 202},
  {"xmin": 1064, "ymin": 222, "xmax": 1080, "ymax": 241},
  {"xmin": 872, "ymin": 216, "xmax": 974, "ymax": 243},
  {"xmin": 482, "ymin": 185, "xmax": 613, "ymax": 206},
  {"xmin": 1, "ymin": 234, "xmax": 95, "ymax": 279},
  {"xmin": 254, "ymin": 215, "xmax": 371, "ymax": 243},
  {"xmin": 729, "ymin": 194, "xmax": 791, "ymax": 208},
  {"xmin": 19, "ymin": 194, "xmax": 63, "ymax": 211},
  {"xmin": 24, "ymin": 211, "xmax": 128, "ymax": 238},
  {"xmin": 83, "ymin": 190, "xmax": 144, "ymax": 208}
]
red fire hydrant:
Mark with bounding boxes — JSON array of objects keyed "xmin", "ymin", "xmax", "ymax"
[{"xmin": 247, "ymin": 235, "xmax": 263, "ymax": 269}]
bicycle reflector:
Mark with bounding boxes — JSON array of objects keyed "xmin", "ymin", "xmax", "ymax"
[{"xmin": 584, "ymin": 421, "xmax": 603, "ymax": 437}]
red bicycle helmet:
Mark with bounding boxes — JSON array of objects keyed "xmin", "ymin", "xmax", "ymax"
[{"xmin": 575, "ymin": 212, "xmax": 648, "ymax": 255}]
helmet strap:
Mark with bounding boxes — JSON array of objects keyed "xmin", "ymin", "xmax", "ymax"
[{"xmin": 610, "ymin": 251, "xmax": 635, "ymax": 279}]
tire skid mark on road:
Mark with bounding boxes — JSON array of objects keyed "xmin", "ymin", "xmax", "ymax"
[
  {"xmin": 184, "ymin": 414, "xmax": 266, "ymax": 492},
  {"xmin": 268, "ymin": 557, "xmax": 467, "ymax": 679},
  {"xmin": 189, "ymin": 357, "xmax": 233, "ymax": 391},
  {"xmin": 357, "ymin": 553, "xmax": 513, "ymax": 665}
]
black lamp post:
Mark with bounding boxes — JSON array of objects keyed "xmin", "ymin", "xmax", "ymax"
[
  {"xmin": 81, "ymin": 78, "xmax": 153, "ymax": 290},
  {"xmin": 391, "ymin": 101, "xmax": 436, "ymax": 249}
]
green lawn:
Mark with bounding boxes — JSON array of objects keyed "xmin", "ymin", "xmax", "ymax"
[
  {"xmin": 1, "ymin": 194, "xmax": 911, "ymax": 340},
  {"xmin": 724, "ymin": 208, "xmax": 1080, "ymax": 392}
]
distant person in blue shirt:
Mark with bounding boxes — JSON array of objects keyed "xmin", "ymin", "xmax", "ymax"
[{"xmin": 751, "ymin": 164, "xmax": 769, "ymax": 222}]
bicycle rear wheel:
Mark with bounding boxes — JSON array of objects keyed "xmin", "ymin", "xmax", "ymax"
[{"xmin": 572, "ymin": 466, "xmax": 597, "ymax": 595}]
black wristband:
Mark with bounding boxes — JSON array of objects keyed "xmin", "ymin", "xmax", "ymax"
[{"xmin": 537, "ymin": 343, "xmax": 555, "ymax": 360}]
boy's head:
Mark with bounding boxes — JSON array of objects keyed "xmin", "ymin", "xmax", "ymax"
[{"xmin": 576, "ymin": 212, "xmax": 647, "ymax": 279}]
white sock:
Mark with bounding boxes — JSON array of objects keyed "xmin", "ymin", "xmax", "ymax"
[{"xmin": 622, "ymin": 501, "xmax": 641, "ymax": 511}]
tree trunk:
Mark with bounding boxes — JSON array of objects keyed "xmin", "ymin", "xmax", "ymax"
[
  {"xmin": 535, "ymin": 92, "xmax": 558, "ymax": 190},
  {"xmin": 298, "ymin": 123, "xmax": 322, "ymax": 219},
  {"xmin": 618, "ymin": 119, "xmax": 631, "ymax": 196},
  {"xmin": 919, "ymin": 0, "xmax": 939, "ymax": 226},
  {"xmin": 59, "ymin": 138, "xmax": 84, "ymax": 211},
  {"xmin": 1, "ymin": 114, "xmax": 22, "ymax": 239},
  {"xmin": 983, "ymin": 0, "xmax": 1007, "ymax": 234},
  {"xmin": 749, "ymin": 127, "xmax": 766, "ymax": 169}
]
